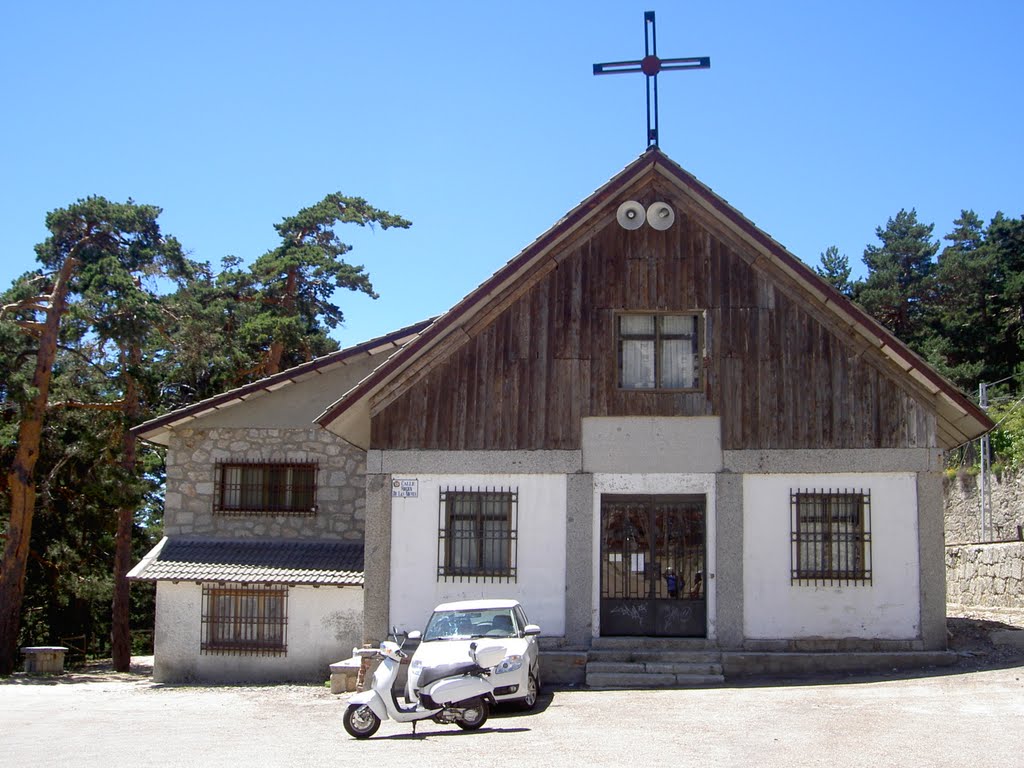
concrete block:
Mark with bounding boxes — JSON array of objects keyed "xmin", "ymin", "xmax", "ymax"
[
  {"xmin": 329, "ymin": 657, "xmax": 362, "ymax": 694},
  {"xmin": 21, "ymin": 646, "xmax": 68, "ymax": 675}
]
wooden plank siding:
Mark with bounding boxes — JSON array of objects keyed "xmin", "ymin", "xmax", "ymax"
[{"xmin": 369, "ymin": 185, "xmax": 937, "ymax": 451}]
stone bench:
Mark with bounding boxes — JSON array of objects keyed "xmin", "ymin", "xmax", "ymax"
[
  {"xmin": 21, "ymin": 646, "xmax": 69, "ymax": 675},
  {"xmin": 329, "ymin": 656, "xmax": 363, "ymax": 694}
]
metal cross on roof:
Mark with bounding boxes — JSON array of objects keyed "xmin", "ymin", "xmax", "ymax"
[{"xmin": 593, "ymin": 11, "xmax": 710, "ymax": 148}]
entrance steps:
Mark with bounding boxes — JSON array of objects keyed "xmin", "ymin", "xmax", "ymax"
[{"xmin": 585, "ymin": 637, "xmax": 725, "ymax": 689}]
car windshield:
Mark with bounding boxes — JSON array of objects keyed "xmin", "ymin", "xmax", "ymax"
[{"xmin": 422, "ymin": 608, "xmax": 518, "ymax": 641}]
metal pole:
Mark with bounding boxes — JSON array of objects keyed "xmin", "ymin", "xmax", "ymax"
[{"xmin": 979, "ymin": 382, "xmax": 989, "ymax": 542}]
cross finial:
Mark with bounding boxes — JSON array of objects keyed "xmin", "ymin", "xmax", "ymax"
[{"xmin": 593, "ymin": 11, "xmax": 710, "ymax": 148}]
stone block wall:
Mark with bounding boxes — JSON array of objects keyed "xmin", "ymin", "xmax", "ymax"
[
  {"xmin": 945, "ymin": 470, "xmax": 1024, "ymax": 544},
  {"xmin": 945, "ymin": 542, "xmax": 1024, "ymax": 608},
  {"xmin": 163, "ymin": 427, "xmax": 365, "ymax": 539},
  {"xmin": 945, "ymin": 468, "xmax": 1024, "ymax": 607}
]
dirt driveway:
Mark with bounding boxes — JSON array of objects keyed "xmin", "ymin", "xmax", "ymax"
[{"xmin": 4, "ymin": 611, "xmax": 1024, "ymax": 768}]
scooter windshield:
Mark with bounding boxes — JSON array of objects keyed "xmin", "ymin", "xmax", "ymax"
[{"xmin": 422, "ymin": 608, "xmax": 519, "ymax": 641}]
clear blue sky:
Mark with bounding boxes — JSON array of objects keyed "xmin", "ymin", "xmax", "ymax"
[{"xmin": 2, "ymin": 1, "xmax": 1022, "ymax": 349}]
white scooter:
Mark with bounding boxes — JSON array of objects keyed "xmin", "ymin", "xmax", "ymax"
[{"xmin": 343, "ymin": 630, "xmax": 506, "ymax": 739}]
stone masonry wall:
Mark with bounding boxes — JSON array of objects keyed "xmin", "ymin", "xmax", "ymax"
[
  {"xmin": 162, "ymin": 427, "xmax": 365, "ymax": 539},
  {"xmin": 944, "ymin": 470, "xmax": 1024, "ymax": 544},
  {"xmin": 945, "ymin": 542, "xmax": 1024, "ymax": 608},
  {"xmin": 945, "ymin": 468, "xmax": 1024, "ymax": 607}
]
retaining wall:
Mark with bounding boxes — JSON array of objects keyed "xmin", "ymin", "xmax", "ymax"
[
  {"xmin": 945, "ymin": 542, "xmax": 1024, "ymax": 608},
  {"xmin": 945, "ymin": 468, "xmax": 1024, "ymax": 607}
]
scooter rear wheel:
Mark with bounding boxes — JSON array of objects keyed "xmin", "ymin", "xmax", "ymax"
[
  {"xmin": 343, "ymin": 703, "xmax": 381, "ymax": 739},
  {"xmin": 456, "ymin": 698, "xmax": 489, "ymax": 731}
]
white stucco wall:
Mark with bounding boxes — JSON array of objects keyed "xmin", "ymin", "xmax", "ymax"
[
  {"xmin": 743, "ymin": 473, "xmax": 921, "ymax": 640},
  {"xmin": 152, "ymin": 581, "xmax": 363, "ymax": 683},
  {"xmin": 388, "ymin": 474, "xmax": 567, "ymax": 636},
  {"xmin": 592, "ymin": 473, "xmax": 718, "ymax": 639}
]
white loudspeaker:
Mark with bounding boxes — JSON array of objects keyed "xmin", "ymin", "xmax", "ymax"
[
  {"xmin": 647, "ymin": 202, "xmax": 675, "ymax": 230},
  {"xmin": 616, "ymin": 200, "xmax": 646, "ymax": 230}
]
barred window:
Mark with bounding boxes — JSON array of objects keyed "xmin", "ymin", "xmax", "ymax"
[
  {"xmin": 438, "ymin": 487, "xmax": 517, "ymax": 582},
  {"xmin": 201, "ymin": 584, "xmax": 288, "ymax": 656},
  {"xmin": 617, "ymin": 313, "xmax": 701, "ymax": 390},
  {"xmin": 791, "ymin": 489, "xmax": 872, "ymax": 586},
  {"xmin": 214, "ymin": 461, "xmax": 317, "ymax": 515}
]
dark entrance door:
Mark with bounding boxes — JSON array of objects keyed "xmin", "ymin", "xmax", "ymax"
[{"xmin": 600, "ymin": 494, "xmax": 706, "ymax": 637}]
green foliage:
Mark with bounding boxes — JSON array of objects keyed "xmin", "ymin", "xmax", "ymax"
[
  {"xmin": 988, "ymin": 398, "xmax": 1024, "ymax": 469},
  {"xmin": 3, "ymin": 190, "xmax": 409, "ymax": 658},
  {"xmin": 241, "ymin": 194, "xmax": 410, "ymax": 373},
  {"xmin": 814, "ymin": 245, "xmax": 853, "ymax": 296},
  {"xmin": 854, "ymin": 208, "xmax": 938, "ymax": 348}
]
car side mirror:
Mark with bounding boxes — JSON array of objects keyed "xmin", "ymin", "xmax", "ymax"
[
  {"xmin": 523, "ymin": 624, "xmax": 541, "ymax": 636},
  {"xmin": 407, "ymin": 630, "xmax": 422, "ymax": 640}
]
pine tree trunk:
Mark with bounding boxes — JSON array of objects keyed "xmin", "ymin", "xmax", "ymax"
[
  {"xmin": 0, "ymin": 256, "xmax": 75, "ymax": 675},
  {"xmin": 263, "ymin": 266, "xmax": 297, "ymax": 376},
  {"xmin": 111, "ymin": 346, "xmax": 140, "ymax": 672}
]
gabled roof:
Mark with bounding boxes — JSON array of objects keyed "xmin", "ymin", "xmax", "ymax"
[
  {"xmin": 134, "ymin": 318, "xmax": 433, "ymax": 445},
  {"xmin": 127, "ymin": 537, "xmax": 364, "ymax": 586},
  {"xmin": 316, "ymin": 147, "xmax": 991, "ymax": 451}
]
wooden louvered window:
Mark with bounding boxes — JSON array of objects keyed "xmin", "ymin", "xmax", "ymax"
[{"xmin": 214, "ymin": 461, "xmax": 317, "ymax": 516}]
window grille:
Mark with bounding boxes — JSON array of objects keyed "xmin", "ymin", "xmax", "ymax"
[
  {"xmin": 201, "ymin": 583, "xmax": 288, "ymax": 656},
  {"xmin": 438, "ymin": 487, "xmax": 518, "ymax": 582},
  {"xmin": 214, "ymin": 461, "xmax": 318, "ymax": 516},
  {"xmin": 617, "ymin": 313, "xmax": 701, "ymax": 390},
  {"xmin": 791, "ymin": 489, "xmax": 872, "ymax": 586}
]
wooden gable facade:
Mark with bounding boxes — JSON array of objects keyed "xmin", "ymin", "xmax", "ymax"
[{"xmin": 362, "ymin": 156, "xmax": 965, "ymax": 454}]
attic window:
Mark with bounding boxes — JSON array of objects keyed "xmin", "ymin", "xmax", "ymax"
[
  {"xmin": 617, "ymin": 313, "xmax": 701, "ymax": 390},
  {"xmin": 214, "ymin": 461, "xmax": 318, "ymax": 516}
]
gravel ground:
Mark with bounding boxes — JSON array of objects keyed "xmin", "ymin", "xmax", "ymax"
[{"xmin": 3, "ymin": 609, "xmax": 1023, "ymax": 768}]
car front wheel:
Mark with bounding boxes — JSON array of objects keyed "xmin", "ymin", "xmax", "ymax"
[{"xmin": 520, "ymin": 673, "xmax": 539, "ymax": 710}]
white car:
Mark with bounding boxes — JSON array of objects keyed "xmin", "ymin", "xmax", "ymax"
[{"xmin": 406, "ymin": 599, "xmax": 541, "ymax": 710}]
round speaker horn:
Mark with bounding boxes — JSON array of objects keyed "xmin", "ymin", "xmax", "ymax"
[
  {"xmin": 646, "ymin": 202, "xmax": 675, "ymax": 231},
  {"xmin": 616, "ymin": 200, "xmax": 646, "ymax": 230}
]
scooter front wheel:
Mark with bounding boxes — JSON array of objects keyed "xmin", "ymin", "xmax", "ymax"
[
  {"xmin": 456, "ymin": 697, "xmax": 489, "ymax": 731},
  {"xmin": 343, "ymin": 703, "xmax": 381, "ymax": 739}
]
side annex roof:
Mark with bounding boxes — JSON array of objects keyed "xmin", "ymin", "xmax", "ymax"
[{"xmin": 134, "ymin": 318, "xmax": 433, "ymax": 446}]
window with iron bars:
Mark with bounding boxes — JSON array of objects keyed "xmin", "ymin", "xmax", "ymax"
[
  {"xmin": 438, "ymin": 487, "xmax": 518, "ymax": 582},
  {"xmin": 790, "ymin": 489, "xmax": 872, "ymax": 586},
  {"xmin": 201, "ymin": 583, "xmax": 288, "ymax": 656},
  {"xmin": 214, "ymin": 461, "xmax": 318, "ymax": 515}
]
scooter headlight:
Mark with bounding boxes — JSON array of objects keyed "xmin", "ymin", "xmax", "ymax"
[{"xmin": 494, "ymin": 654, "xmax": 523, "ymax": 674}]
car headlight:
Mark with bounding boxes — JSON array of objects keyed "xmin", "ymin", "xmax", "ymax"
[
  {"xmin": 494, "ymin": 654, "xmax": 523, "ymax": 674},
  {"xmin": 410, "ymin": 659, "xmax": 423, "ymax": 673}
]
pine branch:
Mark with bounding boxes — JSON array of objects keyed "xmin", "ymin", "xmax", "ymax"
[{"xmin": 49, "ymin": 399, "xmax": 127, "ymax": 412}]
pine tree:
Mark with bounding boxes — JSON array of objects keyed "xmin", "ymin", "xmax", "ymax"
[
  {"xmin": 855, "ymin": 209, "xmax": 938, "ymax": 348},
  {"xmin": 814, "ymin": 245, "xmax": 853, "ymax": 296}
]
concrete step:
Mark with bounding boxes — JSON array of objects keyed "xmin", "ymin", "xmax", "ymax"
[
  {"xmin": 586, "ymin": 670, "xmax": 726, "ymax": 689},
  {"xmin": 587, "ymin": 660, "xmax": 724, "ymax": 676},
  {"xmin": 587, "ymin": 649, "xmax": 723, "ymax": 665},
  {"xmin": 590, "ymin": 636, "xmax": 711, "ymax": 651}
]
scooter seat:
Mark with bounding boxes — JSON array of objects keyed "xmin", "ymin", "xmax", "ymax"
[{"xmin": 416, "ymin": 661, "xmax": 484, "ymax": 689}]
